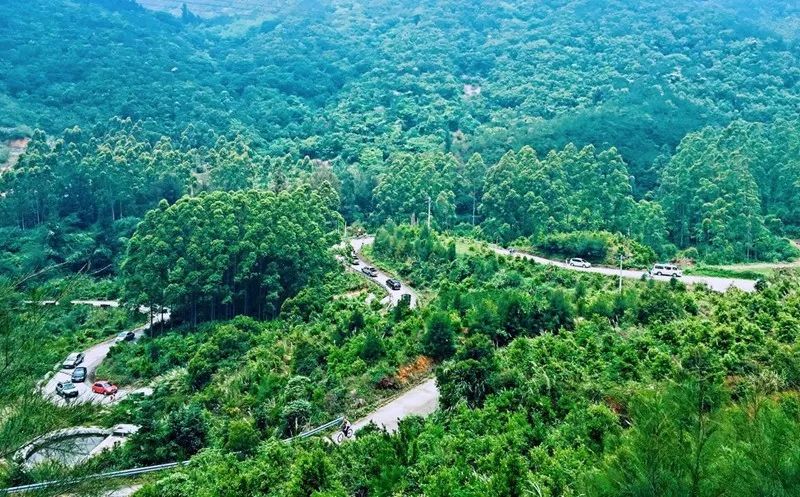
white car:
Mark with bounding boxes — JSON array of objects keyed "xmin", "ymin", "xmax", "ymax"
[
  {"xmin": 568, "ymin": 258, "xmax": 591, "ymax": 268},
  {"xmin": 650, "ymin": 263, "xmax": 683, "ymax": 278}
]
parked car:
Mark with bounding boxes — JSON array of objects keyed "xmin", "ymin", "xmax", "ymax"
[
  {"xmin": 386, "ymin": 278, "xmax": 402, "ymax": 290},
  {"xmin": 92, "ymin": 381, "xmax": 118, "ymax": 396},
  {"xmin": 115, "ymin": 330, "xmax": 135, "ymax": 343},
  {"xmin": 56, "ymin": 381, "xmax": 79, "ymax": 398},
  {"xmin": 650, "ymin": 263, "xmax": 683, "ymax": 278},
  {"xmin": 350, "ymin": 256, "xmax": 360, "ymax": 265},
  {"xmin": 71, "ymin": 366, "xmax": 87, "ymax": 383},
  {"xmin": 568, "ymin": 258, "xmax": 591, "ymax": 268},
  {"xmin": 62, "ymin": 352, "xmax": 85, "ymax": 369},
  {"xmin": 361, "ymin": 266, "xmax": 378, "ymax": 277}
]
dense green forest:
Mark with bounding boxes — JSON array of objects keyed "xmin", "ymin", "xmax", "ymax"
[
  {"xmin": 3, "ymin": 0, "xmax": 800, "ymax": 261},
  {"xmin": 3, "ymin": 0, "xmax": 800, "ymax": 495},
  {"xmin": 131, "ymin": 227, "xmax": 800, "ymax": 496}
]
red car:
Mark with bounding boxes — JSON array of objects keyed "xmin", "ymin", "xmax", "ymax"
[{"xmin": 92, "ymin": 381, "xmax": 118, "ymax": 396}]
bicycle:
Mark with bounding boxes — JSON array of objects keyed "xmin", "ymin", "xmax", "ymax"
[{"xmin": 334, "ymin": 425, "xmax": 354, "ymax": 443}]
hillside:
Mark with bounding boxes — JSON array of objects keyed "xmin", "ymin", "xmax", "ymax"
[
  {"xmin": 2, "ymin": 0, "xmax": 799, "ymax": 183},
  {"xmin": 3, "ymin": 2, "xmax": 800, "ymax": 496}
]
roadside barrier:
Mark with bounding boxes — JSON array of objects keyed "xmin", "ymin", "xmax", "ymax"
[{"xmin": 1, "ymin": 417, "xmax": 345, "ymax": 494}]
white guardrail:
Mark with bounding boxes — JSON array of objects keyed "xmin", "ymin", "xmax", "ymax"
[{"xmin": 1, "ymin": 417, "xmax": 344, "ymax": 495}]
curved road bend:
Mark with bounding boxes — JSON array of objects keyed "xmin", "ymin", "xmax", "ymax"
[
  {"xmin": 337, "ymin": 237, "xmax": 436, "ymax": 440},
  {"xmin": 350, "ymin": 378, "xmax": 439, "ymax": 434},
  {"xmin": 42, "ymin": 309, "xmax": 169, "ymax": 406},
  {"xmin": 491, "ymin": 247, "xmax": 757, "ymax": 293},
  {"xmin": 349, "ymin": 236, "xmax": 419, "ymax": 309},
  {"xmin": 338, "ymin": 238, "xmax": 758, "ymax": 441}
]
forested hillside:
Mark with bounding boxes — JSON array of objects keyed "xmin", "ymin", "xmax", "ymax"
[
  {"xmin": 3, "ymin": 1, "xmax": 800, "ymax": 496},
  {"xmin": 3, "ymin": 0, "xmax": 800, "ymax": 262},
  {"xmin": 4, "ymin": 0, "xmax": 800, "ymax": 179}
]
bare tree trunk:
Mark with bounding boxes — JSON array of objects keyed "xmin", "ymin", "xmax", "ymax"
[{"xmin": 472, "ymin": 194, "xmax": 476, "ymax": 226}]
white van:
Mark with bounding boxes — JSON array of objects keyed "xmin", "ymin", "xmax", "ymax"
[{"xmin": 650, "ymin": 263, "xmax": 682, "ymax": 278}]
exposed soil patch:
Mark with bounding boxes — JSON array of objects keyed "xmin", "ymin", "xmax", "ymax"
[
  {"xmin": 1, "ymin": 136, "xmax": 30, "ymax": 172},
  {"xmin": 463, "ymin": 84, "xmax": 481, "ymax": 97}
]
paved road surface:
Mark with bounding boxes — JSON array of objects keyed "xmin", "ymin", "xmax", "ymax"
[
  {"xmin": 105, "ymin": 485, "xmax": 142, "ymax": 497},
  {"xmin": 351, "ymin": 378, "xmax": 439, "ymax": 435},
  {"xmin": 70, "ymin": 299, "xmax": 120, "ymax": 307},
  {"xmin": 491, "ymin": 247, "xmax": 757, "ymax": 293},
  {"xmin": 23, "ymin": 299, "xmax": 120, "ymax": 307},
  {"xmin": 42, "ymin": 311, "xmax": 168, "ymax": 406},
  {"xmin": 348, "ymin": 236, "xmax": 419, "ymax": 309},
  {"xmin": 337, "ymin": 237, "xmax": 434, "ymax": 441}
]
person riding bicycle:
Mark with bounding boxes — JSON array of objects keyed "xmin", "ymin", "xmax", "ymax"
[{"xmin": 341, "ymin": 417, "xmax": 352, "ymax": 436}]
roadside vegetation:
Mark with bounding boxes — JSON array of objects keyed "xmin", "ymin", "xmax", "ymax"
[
  {"xmin": 133, "ymin": 226, "xmax": 800, "ymax": 496},
  {"xmin": 0, "ymin": 281, "xmax": 143, "ymax": 467},
  {"xmin": 2, "ymin": 0, "xmax": 800, "ymax": 495}
]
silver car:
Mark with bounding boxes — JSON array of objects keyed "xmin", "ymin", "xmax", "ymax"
[
  {"xmin": 62, "ymin": 352, "xmax": 85, "ymax": 369},
  {"xmin": 56, "ymin": 381, "xmax": 79, "ymax": 398}
]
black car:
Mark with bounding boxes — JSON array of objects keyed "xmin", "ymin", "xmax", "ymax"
[
  {"xmin": 386, "ymin": 278, "xmax": 401, "ymax": 291},
  {"xmin": 71, "ymin": 366, "xmax": 87, "ymax": 383},
  {"xmin": 361, "ymin": 266, "xmax": 378, "ymax": 277}
]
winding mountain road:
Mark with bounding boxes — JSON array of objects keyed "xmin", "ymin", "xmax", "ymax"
[
  {"xmin": 41, "ymin": 309, "xmax": 169, "ymax": 406},
  {"xmin": 491, "ymin": 246, "xmax": 758, "ymax": 293},
  {"xmin": 337, "ymin": 235, "xmax": 764, "ymax": 439},
  {"xmin": 340, "ymin": 237, "xmax": 435, "ymax": 437},
  {"xmin": 348, "ymin": 236, "xmax": 419, "ymax": 309}
]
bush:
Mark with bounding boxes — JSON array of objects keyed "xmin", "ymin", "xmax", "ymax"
[
  {"xmin": 536, "ymin": 231, "xmax": 611, "ymax": 261},
  {"xmin": 423, "ymin": 311, "xmax": 457, "ymax": 361},
  {"xmin": 222, "ymin": 419, "xmax": 260, "ymax": 455}
]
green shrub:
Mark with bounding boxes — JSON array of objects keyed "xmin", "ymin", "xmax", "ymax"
[{"xmin": 536, "ymin": 231, "xmax": 612, "ymax": 261}]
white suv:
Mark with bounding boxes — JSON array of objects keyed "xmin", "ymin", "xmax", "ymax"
[
  {"xmin": 568, "ymin": 258, "xmax": 591, "ymax": 268},
  {"xmin": 650, "ymin": 263, "xmax": 682, "ymax": 277}
]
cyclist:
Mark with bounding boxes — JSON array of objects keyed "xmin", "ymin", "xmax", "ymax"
[{"xmin": 340, "ymin": 417, "xmax": 352, "ymax": 437}]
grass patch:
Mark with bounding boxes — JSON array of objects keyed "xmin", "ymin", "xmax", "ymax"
[{"xmin": 684, "ymin": 265, "xmax": 769, "ymax": 280}]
